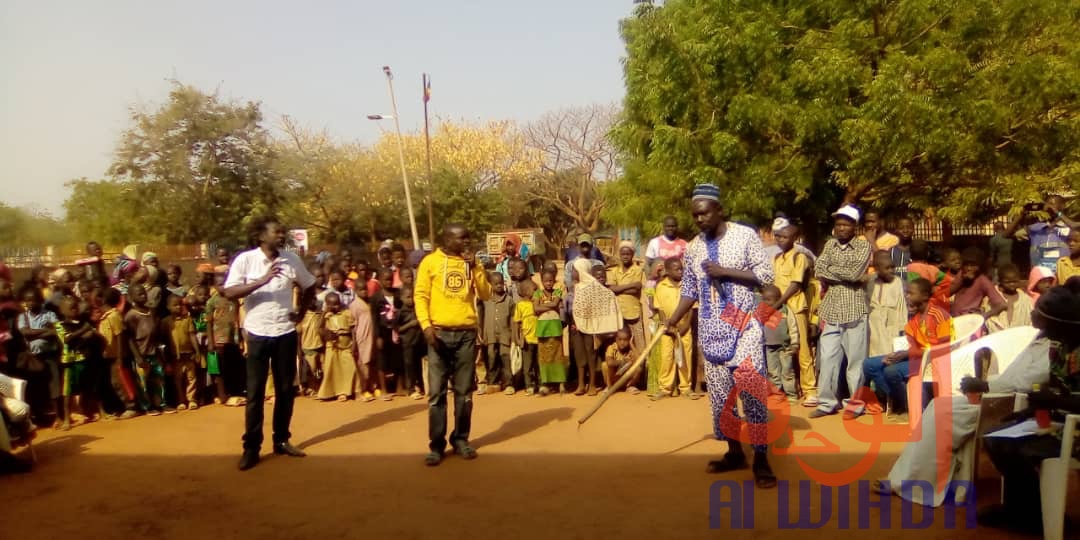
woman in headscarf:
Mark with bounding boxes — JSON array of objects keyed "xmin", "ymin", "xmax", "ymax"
[
  {"xmin": 570, "ymin": 257, "xmax": 622, "ymax": 396},
  {"xmin": 495, "ymin": 234, "xmax": 533, "ymax": 283}
]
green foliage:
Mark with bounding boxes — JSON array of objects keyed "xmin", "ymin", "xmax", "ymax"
[
  {"xmin": 607, "ymin": 0, "xmax": 1080, "ymax": 232},
  {"xmin": 107, "ymin": 82, "xmax": 284, "ymax": 244},
  {"xmin": 430, "ymin": 167, "xmax": 509, "ymax": 238},
  {"xmin": 63, "ymin": 178, "xmax": 151, "ymax": 245},
  {"xmin": 0, "ymin": 203, "xmax": 71, "ymax": 247}
]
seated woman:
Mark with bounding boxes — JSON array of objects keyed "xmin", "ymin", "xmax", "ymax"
[
  {"xmin": 978, "ymin": 284, "xmax": 1080, "ymax": 534},
  {"xmin": 873, "ymin": 286, "xmax": 1080, "ymax": 508}
]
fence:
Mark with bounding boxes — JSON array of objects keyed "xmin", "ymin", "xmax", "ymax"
[
  {"xmin": 0, "ymin": 243, "xmax": 208, "ymax": 269},
  {"xmin": 912, "ymin": 217, "xmax": 1007, "ymax": 243}
]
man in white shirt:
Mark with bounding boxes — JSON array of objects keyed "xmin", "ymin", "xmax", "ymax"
[
  {"xmin": 644, "ymin": 216, "xmax": 688, "ymax": 270},
  {"xmin": 224, "ymin": 217, "xmax": 317, "ymax": 471}
]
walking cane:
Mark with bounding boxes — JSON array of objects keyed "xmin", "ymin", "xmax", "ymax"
[{"xmin": 578, "ymin": 330, "xmax": 666, "ymax": 425}]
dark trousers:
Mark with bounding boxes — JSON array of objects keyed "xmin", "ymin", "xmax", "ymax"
[
  {"xmin": 983, "ymin": 433, "xmax": 1062, "ymax": 524},
  {"xmin": 428, "ymin": 329, "xmax": 477, "ymax": 453},
  {"xmin": 220, "ymin": 343, "xmax": 247, "ymax": 397},
  {"xmin": 486, "ymin": 342, "xmax": 512, "ymax": 387},
  {"xmin": 520, "ymin": 343, "xmax": 536, "ymax": 391},
  {"xmin": 243, "ymin": 331, "xmax": 298, "ymax": 451},
  {"xmin": 402, "ymin": 339, "xmax": 425, "ymax": 393}
]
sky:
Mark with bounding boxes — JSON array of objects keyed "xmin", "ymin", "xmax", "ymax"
[{"xmin": 0, "ymin": 0, "xmax": 634, "ymax": 215}]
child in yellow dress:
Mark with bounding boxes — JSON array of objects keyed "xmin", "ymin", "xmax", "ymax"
[
  {"xmin": 317, "ymin": 292, "xmax": 356, "ymax": 401},
  {"xmin": 298, "ymin": 293, "xmax": 324, "ymax": 397}
]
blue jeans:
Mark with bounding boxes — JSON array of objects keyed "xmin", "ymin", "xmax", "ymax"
[
  {"xmin": 863, "ymin": 355, "xmax": 910, "ymax": 413},
  {"xmin": 817, "ymin": 318, "xmax": 869, "ymax": 413}
]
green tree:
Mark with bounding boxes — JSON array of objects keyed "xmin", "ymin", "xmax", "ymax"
[
  {"xmin": 0, "ymin": 203, "xmax": 72, "ymax": 247},
  {"xmin": 108, "ymin": 82, "xmax": 284, "ymax": 244},
  {"xmin": 64, "ymin": 178, "xmax": 150, "ymax": 245},
  {"xmin": 607, "ymin": 0, "xmax": 1080, "ymax": 233}
]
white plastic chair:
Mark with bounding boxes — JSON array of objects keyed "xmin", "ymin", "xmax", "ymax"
[
  {"xmin": 924, "ymin": 326, "xmax": 1040, "ymax": 396},
  {"xmin": 919, "ymin": 314, "xmax": 986, "ymax": 383},
  {"xmin": 1040, "ymin": 414, "xmax": 1080, "ymax": 540}
]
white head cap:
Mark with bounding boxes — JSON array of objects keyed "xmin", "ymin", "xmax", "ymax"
[{"xmin": 832, "ymin": 204, "xmax": 861, "ymax": 223}]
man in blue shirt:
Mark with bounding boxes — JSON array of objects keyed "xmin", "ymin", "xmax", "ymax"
[{"xmin": 1004, "ymin": 195, "xmax": 1078, "ymax": 273}]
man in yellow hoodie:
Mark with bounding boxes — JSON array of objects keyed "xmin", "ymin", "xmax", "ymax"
[{"xmin": 415, "ymin": 223, "xmax": 492, "ymax": 466}]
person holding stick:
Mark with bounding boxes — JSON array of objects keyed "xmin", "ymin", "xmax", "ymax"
[{"xmin": 663, "ymin": 183, "xmax": 777, "ymax": 488}]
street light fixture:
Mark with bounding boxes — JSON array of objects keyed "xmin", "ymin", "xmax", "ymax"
[{"xmin": 370, "ymin": 66, "xmax": 421, "ymax": 251}]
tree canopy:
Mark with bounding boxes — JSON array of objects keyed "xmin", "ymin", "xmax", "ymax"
[
  {"xmin": 606, "ymin": 0, "xmax": 1080, "ymax": 235},
  {"xmin": 55, "ymin": 82, "xmax": 602, "ymax": 253}
]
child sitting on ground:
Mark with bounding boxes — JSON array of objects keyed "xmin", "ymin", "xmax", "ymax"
[
  {"xmin": 513, "ymin": 280, "xmax": 540, "ymax": 396},
  {"xmin": 603, "ymin": 327, "xmax": 641, "ymax": 395},
  {"xmin": 317, "ymin": 292, "xmax": 356, "ymax": 402},
  {"xmin": 760, "ymin": 285, "xmax": 799, "ymax": 402}
]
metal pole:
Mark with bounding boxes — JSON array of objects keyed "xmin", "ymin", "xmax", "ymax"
[
  {"xmin": 383, "ymin": 66, "xmax": 421, "ymax": 250},
  {"xmin": 423, "ymin": 73, "xmax": 435, "ymax": 245}
]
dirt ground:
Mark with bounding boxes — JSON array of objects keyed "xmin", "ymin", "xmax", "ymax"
[{"xmin": 2, "ymin": 392, "xmax": 1076, "ymax": 539}]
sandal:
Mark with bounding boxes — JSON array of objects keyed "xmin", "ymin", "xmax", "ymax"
[
  {"xmin": 336, "ymin": 395, "xmax": 348, "ymax": 402},
  {"xmin": 362, "ymin": 392, "xmax": 376, "ymax": 402},
  {"xmin": 864, "ymin": 403, "xmax": 884, "ymax": 415},
  {"xmin": 380, "ymin": 394, "xmax": 393, "ymax": 402},
  {"xmin": 574, "ymin": 386, "xmax": 586, "ymax": 396},
  {"xmin": 752, "ymin": 460, "xmax": 778, "ymax": 489},
  {"xmin": 627, "ymin": 386, "xmax": 640, "ymax": 395},
  {"xmin": 525, "ymin": 388, "xmax": 535, "ymax": 396},
  {"xmin": 410, "ymin": 391, "xmax": 424, "ymax": 400},
  {"xmin": 801, "ymin": 396, "xmax": 820, "ymax": 408},
  {"xmin": 587, "ymin": 387, "xmax": 599, "ymax": 397},
  {"xmin": 705, "ymin": 452, "xmax": 748, "ymax": 474},
  {"xmin": 424, "ymin": 451, "xmax": 443, "ymax": 467},
  {"xmin": 503, "ymin": 386, "xmax": 515, "ymax": 396},
  {"xmin": 454, "ymin": 445, "xmax": 478, "ymax": 460},
  {"xmin": 539, "ymin": 387, "xmax": 550, "ymax": 396}
]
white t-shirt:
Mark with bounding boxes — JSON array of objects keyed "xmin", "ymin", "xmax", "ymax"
[
  {"xmin": 645, "ymin": 236, "xmax": 688, "ymax": 262},
  {"xmin": 224, "ymin": 248, "xmax": 316, "ymax": 338}
]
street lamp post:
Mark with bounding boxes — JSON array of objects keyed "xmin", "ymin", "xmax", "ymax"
[{"xmin": 374, "ymin": 66, "xmax": 421, "ymax": 251}]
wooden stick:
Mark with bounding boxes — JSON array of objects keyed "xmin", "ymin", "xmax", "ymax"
[{"xmin": 578, "ymin": 330, "xmax": 667, "ymax": 425}]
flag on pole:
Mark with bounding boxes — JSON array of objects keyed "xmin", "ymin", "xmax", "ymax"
[{"xmin": 423, "ymin": 74, "xmax": 432, "ymax": 103}]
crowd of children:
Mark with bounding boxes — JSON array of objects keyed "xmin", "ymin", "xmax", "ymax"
[{"xmin": 2, "ymin": 199, "xmax": 1078, "ymax": 447}]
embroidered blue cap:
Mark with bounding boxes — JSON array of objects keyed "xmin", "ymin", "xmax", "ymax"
[{"xmin": 692, "ymin": 183, "xmax": 721, "ymax": 202}]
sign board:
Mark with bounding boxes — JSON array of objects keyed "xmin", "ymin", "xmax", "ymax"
[{"xmin": 289, "ymin": 229, "xmax": 309, "ymax": 251}]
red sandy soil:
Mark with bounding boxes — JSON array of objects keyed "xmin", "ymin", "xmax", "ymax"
[{"xmin": 2, "ymin": 392, "xmax": 1076, "ymax": 539}]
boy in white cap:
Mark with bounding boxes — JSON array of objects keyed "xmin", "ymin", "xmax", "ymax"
[{"xmin": 809, "ymin": 204, "xmax": 872, "ymax": 418}]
